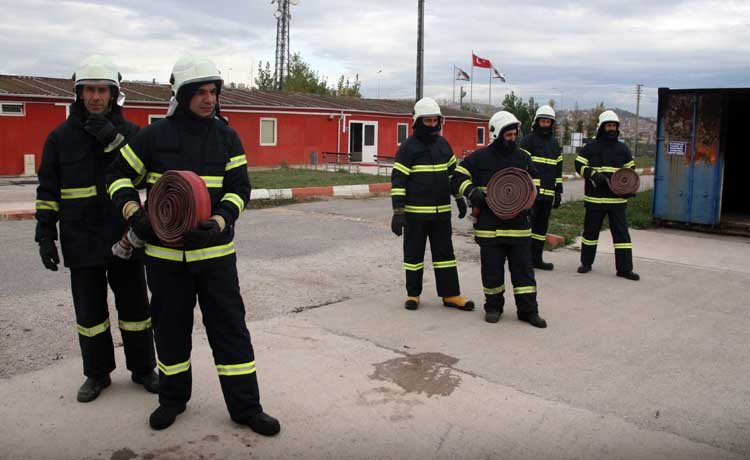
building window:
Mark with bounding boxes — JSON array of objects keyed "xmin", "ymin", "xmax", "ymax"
[
  {"xmin": 477, "ymin": 127, "xmax": 485, "ymax": 145},
  {"xmin": 1, "ymin": 103, "xmax": 24, "ymax": 116},
  {"xmin": 397, "ymin": 123, "xmax": 408, "ymax": 145},
  {"xmin": 148, "ymin": 115, "xmax": 165, "ymax": 124},
  {"xmin": 260, "ymin": 118, "xmax": 277, "ymax": 146}
]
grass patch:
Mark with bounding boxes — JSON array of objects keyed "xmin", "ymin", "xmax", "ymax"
[
  {"xmin": 561, "ymin": 154, "xmax": 654, "ymax": 175},
  {"xmin": 546, "ymin": 188, "xmax": 654, "ymax": 248},
  {"xmin": 250, "ymin": 167, "xmax": 390, "ymax": 189}
]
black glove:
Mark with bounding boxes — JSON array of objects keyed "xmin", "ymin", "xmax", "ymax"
[
  {"xmin": 38, "ymin": 238, "xmax": 60, "ymax": 271},
  {"xmin": 553, "ymin": 190, "xmax": 562, "ymax": 209},
  {"xmin": 183, "ymin": 219, "xmax": 224, "ymax": 248},
  {"xmin": 468, "ymin": 188, "xmax": 486, "ymax": 208},
  {"xmin": 391, "ymin": 212, "xmax": 405, "ymax": 236},
  {"xmin": 128, "ymin": 207, "xmax": 154, "ymax": 241},
  {"xmin": 84, "ymin": 115, "xmax": 118, "ymax": 146},
  {"xmin": 591, "ymin": 172, "xmax": 608, "ymax": 188},
  {"xmin": 455, "ymin": 197, "xmax": 467, "ymax": 219}
]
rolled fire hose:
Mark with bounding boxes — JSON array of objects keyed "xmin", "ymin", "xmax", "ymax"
[
  {"xmin": 607, "ymin": 168, "xmax": 640, "ymax": 197},
  {"xmin": 485, "ymin": 167, "xmax": 537, "ymax": 220}
]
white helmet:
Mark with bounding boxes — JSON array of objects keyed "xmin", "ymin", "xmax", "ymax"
[
  {"xmin": 72, "ymin": 55, "xmax": 121, "ymax": 88},
  {"xmin": 534, "ymin": 105, "xmax": 555, "ymax": 126},
  {"xmin": 489, "ymin": 111, "xmax": 521, "ymax": 142},
  {"xmin": 169, "ymin": 54, "xmax": 223, "ymax": 97},
  {"xmin": 597, "ymin": 110, "xmax": 620, "ymax": 130},
  {"xmin": 413, "ymin": 97, "xmax": 442, "ymax": 122}
]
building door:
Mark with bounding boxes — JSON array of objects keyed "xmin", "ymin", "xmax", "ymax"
[{"xmin": 349, "ymin": 121, "xmax": 378, "ymax": 163}]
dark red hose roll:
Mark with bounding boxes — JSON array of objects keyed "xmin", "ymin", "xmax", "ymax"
[
  {"xmin": 608, "ymin": 168, "xmax": 640, "ymax": 196},
  {"xmin": 147, "ymin": 170, "xmax": 211, "ymax": 247},
  {"xmin": 486, "ymin": 167, "xmax": 537, "ymax": 220}
]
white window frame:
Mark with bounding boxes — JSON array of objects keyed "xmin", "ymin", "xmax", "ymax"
[
  {"xmin": 396, "ymin": 123, "xmax": 409, "ymax": 145},
  {"xmin": 148, "ymin": 114, "xmax": 166, "ymax": 124},
  {"xmin": 0, "ymin": 102, "xmax": 25, "ymax": 117},
  {"xmin": 476, "ymin": 126, "xmax": 485, "ymax": 145},
  {"xmin": 260, "ymin": 117, "xmax": 277, "ymax": 146}
]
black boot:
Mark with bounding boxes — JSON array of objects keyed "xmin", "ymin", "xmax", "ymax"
[
  {"xmin": 404, "ymin": 296, "xmax": 419, "ymax": 310},
  {"xmin": 519, "ymin": 313, "xmax": 548, "ymax": 328},
  {"xmin": 617, "ymin": 271, "xmax": 640, "ymax": 281},
  {"xmin": 132, "ymin": 371, "xmax": 159, "ymax": 393},
  {"xmin": 77, "ymin": 375, "xmax": 111, "ymax": 403},
  {"xmin": 149, "ymin": 404, "xmax": 186, "ymax": 430},
  {"xmin": 577, "ymin": 264, "xmax": 592, "ymax": 273},
  {"xmin": 533, "ymin": 261, "xmax": 554, "ymax": 271},
  {"xmin": 485, "ymin": 310, "xmax": 501, "ymax": 323},
  {"xmin": 236, "ymin": 412, "xmax": 281, "ymax": 437}
]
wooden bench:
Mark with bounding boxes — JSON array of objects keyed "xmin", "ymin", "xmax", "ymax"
[{"xmin": 320, "ymin": 152, "xmax": 355, "ymax": 172}]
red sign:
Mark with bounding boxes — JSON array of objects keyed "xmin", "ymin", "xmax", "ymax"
[{"xmin": 472, "ymin": 53, "xmax": 491, "ymax": 68}]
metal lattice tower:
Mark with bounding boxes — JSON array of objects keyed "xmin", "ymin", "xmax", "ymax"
[{"xmin": 272, "ymin": 0, "xmax": 298, "ymax": 91}]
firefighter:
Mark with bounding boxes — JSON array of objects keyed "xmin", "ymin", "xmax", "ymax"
[
  {"xmin": 390, "ymin": 97, "xmax": 474, "ymax": 312},
  {"xmin": 520, "ymin": 105, "xmax": 563, "ymax": 270},
  {"xmin": 574, "ymin": 110, "xmax": 639, "ymax": 280},
  {"xmin": 34, "ymin": 55, "xmax": 158, "ymax": 402},
  {"xmin": 106, "ymin": 54, "xmax": 280, "ymax": 435},
  {"xmin": 451, "ymin": 111, "xmax": 547, "ymax": 327}
]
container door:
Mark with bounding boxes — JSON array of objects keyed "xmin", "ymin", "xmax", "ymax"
[{"xmin": 689, "ymin": 94, "xmax": 724, "ymax": 225}]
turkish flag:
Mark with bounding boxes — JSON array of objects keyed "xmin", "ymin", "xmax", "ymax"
[{"xmin": 472, "ymin": 53, "xmax": 491, "ymax": 68}]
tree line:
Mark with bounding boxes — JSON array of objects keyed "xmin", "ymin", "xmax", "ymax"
[{"xmin": 255, "ymin": 53, "xmax": 361, "ymax": 98}]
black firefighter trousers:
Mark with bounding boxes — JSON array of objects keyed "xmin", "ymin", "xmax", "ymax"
[
  {"xmin": 403, "ymin": 218, "xmax": 460, "ymax": 298},
  {"xmin": 479, "ymin": 240, "xmax": 539, "ymax": 318},
  {"xmin": 146, "ymin": 256, "xmax": 263, "ymax": 422},
  {"xmin": 530, "ymin": 199, "xmax": 553, "ymax": 264},
  {"xmin": 70, "ymin": 258, "xmax": 155, "ymax": 378},
  {"xmin": 580, "ymin": 204, "xmax": 633, "ymax": 273}
]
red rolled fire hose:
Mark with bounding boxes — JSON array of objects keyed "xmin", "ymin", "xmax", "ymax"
[
  {"xmin": 607, "ymin": 168, "xmax": 640, "ymax": 197},
  {"xmin": 485, "ymin": 167, "xmax": 537, "ymax": 220},
  {"xmin": 147, "ymin": 170, "xmax": 211, "ymax": 247}
]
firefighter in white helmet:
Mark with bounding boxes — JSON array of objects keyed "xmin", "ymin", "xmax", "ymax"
[
  {"xmin": 35, "ymin": 55, "xmax": 158, "ymax": 403},
  {"xmin": 106, "ymin": 54, "xmax": 280, "ymax": 435},
  {"xmin": 520, "ymin": 105, "xmax": 563, "ymax": 270},
  {"xmin": 390, "ymin": 97, "xmax": 474, "ymax": 312},
  {"xmin": 574, "ymin": 110, "xmax": 639, "ymax": 280},
  {"xmin": 451, "ymin": 111, "xmax": 547, "ymax": 327}
]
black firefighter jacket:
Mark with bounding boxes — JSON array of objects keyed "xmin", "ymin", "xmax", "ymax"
[
  {"xmin": 520, "ymin": 128, "xmax": 563, "ymax": 201},
  {"xmin": 391, "ymin": 134, "xmax": 457, "ymax": 221},
  {"xmin": 451, "ymin": 141, "xmax": 538, "ymax": 245},
  {"xmin": 106, "ymin": 107, "xmax": 250, "ymax": 270},
  {"xmin": 35, "ymin": 103, "xmax": 140, "ymax": 268},
  {"xmin": 574, "ymin": 131, "xmax": 635, "ymax": 209}
]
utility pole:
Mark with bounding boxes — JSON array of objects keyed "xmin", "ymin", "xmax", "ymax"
[
  {"xmin": 273, "ymin": 0, "xmax": 299, "ymax": 90},
  {"xmin": 634, "ymin": 83, "xmax": 643, "ymax": 157},
  {"xmin": 416, "ymin": 0, "xmax": 424, "ymax": 101}
]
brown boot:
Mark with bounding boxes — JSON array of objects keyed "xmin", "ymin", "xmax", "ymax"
[
  {"xmin": 404, "ymin": 296, "xmax": 420, "ymax": 310},
  {"xmin": 443, "ymin": 296, "xmax": 475, "ymax": 311}
]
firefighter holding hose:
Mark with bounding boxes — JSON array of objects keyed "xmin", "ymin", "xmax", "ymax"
[
  {"xmin": 106, "ymin": 54, "xmax": 280, "ymax": 435},
  {"xmin": 451, "ymin": 111, "xmax": 547, "ymax": 327}
]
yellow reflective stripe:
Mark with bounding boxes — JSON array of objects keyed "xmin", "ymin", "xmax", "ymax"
[
  {"xmin": 146, "ymin": 172, "xmax": 163, "ymax": 184},
  {"xmin": 145, "ymin": 244, "xmax": 184, "ymax": 262},
  {"xmin": 158, "ymin": 359, "xmax": 191, "ymax": 376},
  {"xmin": 448, "ymin": 156, "xmax": 457, "ymax": 167},
  {"xmin": 579, "ymin": 165, "xmax": 589, "ymax": 176},
  {"xmin": 201, "ymin": 176, "xmax": 224, "ymax": 188},
  {"xmin": 225, "ymin": 154, "xmax": 248, "ymax": 171},
  {"xmin": 454, "ymin": 165, "xmax": 472, "ymax": 178},
  {"xmin": 108, "ymin": 178, "xmax": 134, "ymax": 197},
  {"xmin": 520, "ymin": 148, "xmax": 532, "ymax": 157},
  {"xmin": 474, "ymin": 229, "xmax": 532, "ymax": 238},
  {"xmin": 513, "ymin": 286, "xmax": 537, "ymax": 295},
  {"xmin": 581, "ymin": 238, "xmax": 598, "ymax": 246},
  {"xmin": 120, "ymin": 144, "xmax": 145, "ymax": 176},
  {"xmin": 478, "ymin": 186, "xmax": 488, "ymax": 192},
  {"xmin": 624, "ymin": 161, "xmax": 635, "ymax": 168},
  {"xmin": 614, "ymin": 243, "xmax": 633, "ymax": 249},
  {"xmin": 77, "ymin": 319, "xmax": 110, "ymax": 338},
  {"xmin": 483, "ymin": 284, "xmax": 505, "ymax": 295},
  {"xmin": 584, "ymin": 196, "xmax": 628, "ymax": 204},
  {"xmin": 557, "ymin": 155, "xmax": 564, "ymax": 163},
  {"xmin": 216, "ymin": 361, "xmax": 257, "ymax": 377},
  {"xmin": 118, "ymin": 318, "xmax": 152, "ymax": 332},
  {"xmin": 531, "ymin": 233, "xmax": 546, "ymax": 241},
  {"xmin": 532, "ymin": 179, "xmax": 541, "ymax": 186},
  {"xmin": 556, "ymin": 178, "xmax": 563, "ymax": 184},
  {"xmin": 539, "ymin": 188, "xmax": 555, "ymax": 196},
  {"xmin": 393, "ymin": 162, "xmax": 411, "ymax": 176},
  {"xmin": 404, "ymin": 262, "xmax": 425, "ymax": 271},
  {"xmin": 391, "ymin": 188, "xmax": 406, "ymax": 197},
  {"xmin": 531, "ymin": 156, "xmax": 558, "ymax": 165},
  {"xmin": 593, "ymin": 166, "xmax": 619, "ymax": 173},
  {"xmin": 575, "ymin": 156, "xmax": 589, "ymax": 165},
  {"xmin": 184, "ymin": 242, "xmax": 235, "ymax": 262},
  {"xmin": 411, "ymin": 162, "xmax": 452, "ymax": 172},
  {"xmin": 35, "ymin": 200, "xmax": 59, "ymax": 211},
  {"xmin": 221, "ymin": 193, "xmax": 246, "ymax": 213},
  {"xmin": 458, "ymin": 179, "xmax": 472, "ymax": 195},
  {"xmin": 433, "ymin": 260, "xmax": 457, "ymax": 269},
  {"xmin": 61, "ymin": 185, "xmax": 97, "ymax": 199},
  {"xmin": 404, "ymin": 205, "xmax": 451, "ymax": 214}
]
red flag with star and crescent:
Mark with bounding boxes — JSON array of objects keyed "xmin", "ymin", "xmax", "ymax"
[{"xmin": 472, "ymin": 53, "xmax": 491, "ymax": 68}]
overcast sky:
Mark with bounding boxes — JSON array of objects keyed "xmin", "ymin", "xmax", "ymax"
[{"xmin": 2, "ymin": 0, "xmax": 749, "ymax": 116}]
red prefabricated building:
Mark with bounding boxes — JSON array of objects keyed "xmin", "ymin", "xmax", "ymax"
[{"xmin": 0, "ymin": 75, "xmax": 490, "ymax": 175}]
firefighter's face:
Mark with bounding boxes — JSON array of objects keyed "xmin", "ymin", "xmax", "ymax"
[
  {"xmin": 604, "ymin": 122, "xmax": 618, "ymax": 133},
  {"xmin": 82, "ymin": 85, "xmax": 111, "ymax": 115},
  {"xmin": 189, "ymin": 83, "xmax": 217, "ymax": 118},
  {"xmin": 421, "ymin": 116, "xmax": 440, "ymax": 127},
  {"xmin": 538, "ymin": 118, "xmax": 553, "ymax": 128},
  {"xmin": 502, "ymin": 129, "xmax": 518, "ymax": 142}
]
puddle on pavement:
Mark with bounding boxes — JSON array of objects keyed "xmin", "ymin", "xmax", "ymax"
[{"xmin": 369, "ymin": 352, "xmax": 462, "ymax": 397}]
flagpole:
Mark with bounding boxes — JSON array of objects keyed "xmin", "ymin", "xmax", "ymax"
[
  {"xmin": 488, "ymin": 68, "xmax": 492, "ymax": 107},
  {"xmin": 470, "ymin": 51, "xmax": 474, "ymax": 104},
  {"xmin": 452, "ymin": 65, "xmax": 456, "ymax": 104}
]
